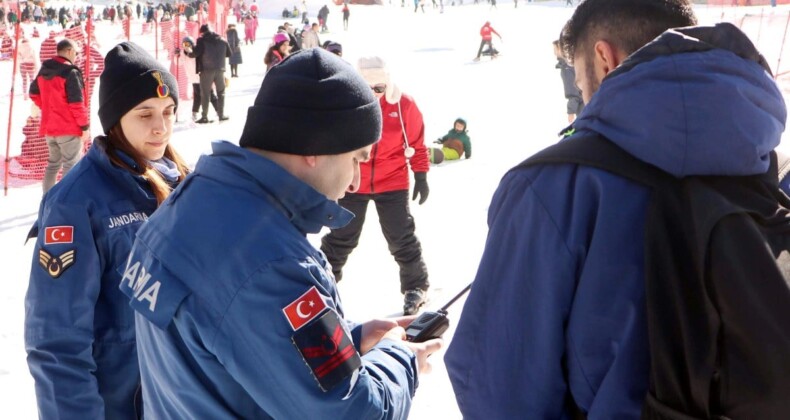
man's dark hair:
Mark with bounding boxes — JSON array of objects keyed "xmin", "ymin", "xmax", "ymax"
[
  {"xmin": 560, "ymin": 0, "xmax": 696, "ymax": 63},
  {"xmin": 56, "ymin": 39, "xmax": 74, "ymax": 53}
]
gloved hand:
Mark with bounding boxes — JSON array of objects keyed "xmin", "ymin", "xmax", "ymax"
[
  {"xmin": 412, "ymin": 172, "xmax": 429, "ymax": 205},
  {"xmin": 434, "ymin": 138, "xmax": 443, "ymax": 144}
]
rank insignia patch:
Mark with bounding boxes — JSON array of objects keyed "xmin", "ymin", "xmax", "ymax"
[
  {"xmin": 292, "ymin": 310, "xmax": 362, "ymax": 392},
  {"xmin": 39, "ymin": 248, "xmax": 76, "ymax": 278}
]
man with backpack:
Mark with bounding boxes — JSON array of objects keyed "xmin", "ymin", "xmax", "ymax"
[{"xmin": 445, "ymin": 0, "xmax": 789, "ymax": 418}]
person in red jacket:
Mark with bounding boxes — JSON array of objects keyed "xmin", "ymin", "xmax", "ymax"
[
  {"xmin": 30, "ymin": 39, "xmax": 89, "ymax": 193},
  {"xmin": 321, "ymin": 56, "xmax": 431, "ymax": 315},
  {"xmin": 474, "ymin": 21, "xmax": 502, "ymax": 61}
]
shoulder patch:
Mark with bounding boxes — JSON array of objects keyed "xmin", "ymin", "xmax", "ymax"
[
  {"xmin": 38, "ymin": 247, "xmax": 76, "ymax": 278},
  {"xmin": 283, "ymin": 286, "xmax": 328, "ymax": 331},
  {"xmin": 292, "ymin": 310, "xmax": 362, "ymax": 392},
  {"xmin": 44, "ymin": 226, "xmax": 74, "ymax": 245}
]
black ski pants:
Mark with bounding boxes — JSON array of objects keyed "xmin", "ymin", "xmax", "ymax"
[
  {"xmin": 321, "ymin": 190, "xmax": 429, "ymax": 293},
  {"xmin": 476, "ymin": 39, "xmax": 493, "ymax": 58},
  {"xmin": 199, "ymin": 69, "xmax": 225, "ymax": 118},
  {"xmin": 191, "ymin": 83, "xmax": 218, "ymax": 114}
]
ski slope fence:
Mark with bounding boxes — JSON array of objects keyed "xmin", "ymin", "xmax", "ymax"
[{"xmin": 1, "ymin": 4, "xmax": 230, "ymax": 194}]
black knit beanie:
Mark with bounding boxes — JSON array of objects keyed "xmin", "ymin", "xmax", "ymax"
[
  {"xmin": 239, "ymin": 48, "xmax": 382, "ymax": 156},
  {"xmin": 98, "ymin": 42, "xmax": 179, "ymax": 134}
]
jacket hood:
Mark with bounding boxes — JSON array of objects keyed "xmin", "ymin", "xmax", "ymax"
[
  {"xmin": 574, "ymin": 23, "xmax": 786, "ymax": 177},
  {"xmin": 39, "ymin": 56, "xmax": 79, "ymax": 79}
]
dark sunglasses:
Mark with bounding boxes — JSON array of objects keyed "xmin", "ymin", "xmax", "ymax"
[{"xmin": 370, "ymin": 84, "xmax": 386, "ymax": 94}]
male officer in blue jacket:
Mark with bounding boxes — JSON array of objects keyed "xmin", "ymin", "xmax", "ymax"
[
  {"xmin": 120, "ymin": 48, "xmax": 442, "ymax": 419},
  {"xmin": 445, "ymin": 0, "xmax": 786, "ymax": 418}
]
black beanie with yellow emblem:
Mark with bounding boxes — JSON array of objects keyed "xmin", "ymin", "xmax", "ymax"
[{"xmin": 98, "ymin": 42, "xmax": 179, "ymax": 134}]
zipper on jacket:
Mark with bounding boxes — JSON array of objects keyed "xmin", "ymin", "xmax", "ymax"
[{"xmin": 370, "ymin": 143, "xmax": 379, "ymax": 194}]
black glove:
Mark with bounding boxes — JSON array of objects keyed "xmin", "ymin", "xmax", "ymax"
[
  {"xmin": 434, "ymin": 138, "xmax": 443, "ymax": 144},
  {"xmin": 412, "ymin": 172, "xmax": 429, "ymax": 205}
]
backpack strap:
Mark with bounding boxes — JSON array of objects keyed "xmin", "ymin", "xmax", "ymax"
[
  {"xmin": 518, "ymin": 133, "xmax": 790, "ymax": 418},
  {"xmin": 516, "ymin": 133, "xmax": 672, "ymax": 188}
]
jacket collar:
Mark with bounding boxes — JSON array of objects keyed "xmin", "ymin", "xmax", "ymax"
[
  {"xmin": 196, "ymin": 141, "xmax": 354, "ymax": 235},
  {"xmin": 87, "ymin": 136, "xmax": 157, "ymax": 200}
]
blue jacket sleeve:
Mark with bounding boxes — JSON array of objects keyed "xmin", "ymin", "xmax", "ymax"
[
  {"xmin": 212, "ymin": 260, "xmax": 418, "ymax": 419},
  {"xmin": 25, "ymin": 202, "xmax": 105, "ymax": 419},
  {"xmin": 444, "ymin": 169, "xmax": 578, "ymax": 419}
]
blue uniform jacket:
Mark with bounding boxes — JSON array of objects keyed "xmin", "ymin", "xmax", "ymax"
[
  {"xmin": 25, "ymin": 137, "xmax": 161, "ymax": 420},
  {"xmin": 120, "ymin": 141, "xmax": 420, "ymax": 419},
  {"xmin": 445, "ymin": 24, "xmax": 787, "ymax": 419}
]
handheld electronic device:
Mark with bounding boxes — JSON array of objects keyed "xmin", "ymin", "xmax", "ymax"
[{"xmin": 405, "ymin": 283, "xmax": 472, "ymax": 343}]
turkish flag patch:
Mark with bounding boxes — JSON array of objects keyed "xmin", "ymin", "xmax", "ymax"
[
  {"xmin": 292, "ymin": 310, "xmax": 362, "ymax": 392},
  {"xmin": 283, "ymin": 286, "xmax": 328, "ymax": 331},
  {"xmin": 44, "ymin": 226, "xmax": 74, "ymax": 245}
]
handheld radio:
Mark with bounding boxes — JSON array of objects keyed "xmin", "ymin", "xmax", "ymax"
[{"xmin": 405, "ymin": 283, "xmax": 472, "ymax": 343}]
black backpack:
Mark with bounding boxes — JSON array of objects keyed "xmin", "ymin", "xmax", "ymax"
[{"xmin": 520, "ymin": 134, "xmax": 790, "ymax": 419}]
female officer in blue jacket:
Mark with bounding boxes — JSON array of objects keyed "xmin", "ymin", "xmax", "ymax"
[{"xmin": 24, "ymin": 42, "xmax": 189, "ymax": 420}]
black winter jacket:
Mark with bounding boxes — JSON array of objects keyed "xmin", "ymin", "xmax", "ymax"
[{"xmin": 189, "ymin": 32, "xmax": 231, "ymax": 73}]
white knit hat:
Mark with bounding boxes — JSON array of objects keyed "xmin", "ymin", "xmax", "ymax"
[{"xmin": 357, "ymin": 56, "xmax": 401, "ymax": 104}]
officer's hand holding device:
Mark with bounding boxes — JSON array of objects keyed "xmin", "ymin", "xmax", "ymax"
[{"xmin": 405, "ymin": 283, "xmax": 472, "ymax": 342}]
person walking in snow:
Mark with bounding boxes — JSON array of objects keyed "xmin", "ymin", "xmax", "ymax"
[
  {"xmin": 29, "ymin": 39, "xmax": 89, "ymax": 193},
  {"xmin": 187, "ymin": 24, "xmax": 231, "ymax": 123},
  {"xmin": 321, "ymin": 56, "xmax": 431, "ymax": 316},
  {"xmin": 318, "ymin": 4, "xmax": 329, "ymax": 32},
  {"xmin": 182, "ymin": 36, "xmax": 219, "ymax": 121},
  {"xmin": 226, "ymin": 23, "xmax": 242, "ymax": 77},
  {"xmin": 243, "ymin": 13, "xmax": 256, "ymax": 44}
]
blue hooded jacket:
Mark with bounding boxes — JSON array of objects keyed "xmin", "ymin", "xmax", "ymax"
[
  {"xmin": 25, "ymin": 137, "xmax": 165, "ymax": 420},
  {"xmin": 120, "ymin": 141, "xmax": 420, "ymax": 419},
  {"xmin": 445, "ymin": 23, "xmax": 786, "ymax": 419}
]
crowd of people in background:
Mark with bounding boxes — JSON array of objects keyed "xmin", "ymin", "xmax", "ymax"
[{"xmin": 0, "ymin": 1, "xmax": 223, "ymax": 32}]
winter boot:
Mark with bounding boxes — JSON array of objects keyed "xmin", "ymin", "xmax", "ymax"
[
  {"xmin": 403, "ymin": 289, "xmax": 427, "ymax": 315},
  {"xmin": 192, "ymin": 112, "xmax": 199, "ymax": 121}
]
